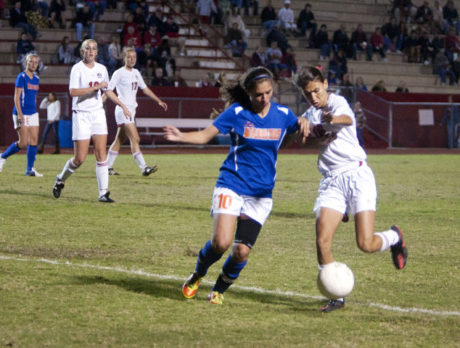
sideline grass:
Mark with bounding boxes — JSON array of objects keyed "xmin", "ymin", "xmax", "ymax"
[{"xmin": 0, "ymin": 153, "xmax": 459, "ymax": 347}]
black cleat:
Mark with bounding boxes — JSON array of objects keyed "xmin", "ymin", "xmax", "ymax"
[
  {"xmin": 108, "ymin": 167, "xmax": 120, "ymax": 175},
  {"xmin": 99, "ymin": 191, "xmax": 115, "ymax": 203},
  {"xmin": 53, "ymin": 177, "xmax": 65, "ymax": 198},
  {"xmin": 142, "ymin": 165, "xmax": 158, "ymax": 176},
  {"xmin": 320, "ymin": 299, "xmax": 345, "ymax": 312},
  {"xmin": 342, "ymin": 213, "xmax": 349, "ymax": 223},
  {"xmin": 390, "ymin": 225, "xmax": 408, "ymax": 270}
]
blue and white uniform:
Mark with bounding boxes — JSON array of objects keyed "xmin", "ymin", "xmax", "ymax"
[
  {"xmin": 211, "ymin": 102, "xmax": 298, "ymax": 225},
  {"xmin": 12, "ymin": 71, "xmax": 40, "ymax": 129}
]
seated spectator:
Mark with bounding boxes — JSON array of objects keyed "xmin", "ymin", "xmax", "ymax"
[
  {"xmin": 382, "ymin": 17, "xmax": 401, "ymax": 53},
  {"xmin": 314, "ymin": 24, "xmax": 331, "ymax": 60},
  {"xmin": 420, "ymin": 31, "xmax": 435, "ymax": 65},
  {"xmin": 332, "ymin": 24, "xmax": 351, "ymax": 57},
  {"xmin": 266, "ymin": 41, "xmax": 286, "ymax": 79},
  {"xmin": 200, "ymin": 73, "xmax": 213, "ymax": 87},
  {"xmin": 153, "ymin": 37, "xmax": 176, "ymax": 77},
  {"xmin": 453, "ymin": 53, "xmax": 460, "ymax": 83},
  {"xmin": 351, "ymin": 23, "xmax": 371, "ymax": 60},
  {"xmin": 226, "ymin": 6, "xmax": 250, "ymax": 42},
  {"xmin": 75, "ymin": 4, "xmax": 95, "ymax": 41},
  {"xmin": 9, "ymin": 1, "xmax": 38, "ymax": 40},
  {"xmin": 277, "ymin": 0, "xmax": 298, "ymax": 37},
  {"xmin": 297, "ymin": 3, "xmax": 317, "ymax": 47},
  {"xmin": 432, "ymin": 0, "xmax": 445, "ymax": 34},
  {"xmin": 250, "ymin": 46, "xmax": 267, "ymax": 67},
  {"xmin": 58, "ymin": 36, "xmax": 75, "ymax": 64},
  {"xmin": 123, "ymin": 13, "xmax": 139, "ymax": 38},
  {"xmin": 225, "ymin": 22, "xmax": 247, "ymax": 57},
  {"xmin": 340, "ymin": 73, "xmax": 353, "ymax": 104},
  {"xmin": 48, "ymin": 0, "xmax": 66, "ymax": 29},
  {"xmin": 123, "ymin": 25, "xmax": 142, "ymax": 50},
  {"xmin": 369, "ymin": 27, "xmax": 387, "ymax": 62},
  {"xmin": 96, "ymin": 36, "xmax": 109, "ymax": 66},
  {"xmin": 329, "ymin": 49, "xmax": 348, "ymax": 80},
  {"xmin": 391, "ymin": 0, "xmax": 417, "ymax": 25},
  {"xmin": 137, "ymin": 42, "xmax": 155, "ymax": 76},
  {"xmin": 35, "ymin": 0, "xmax": 49, "ymax": 18},
  {"xmin": 444, "ymin": 26, "xmax": 460, "ymax": 62},
  {"xmin": 147, "ymin": 7, "xmax": 163, "ymax": 29},
  {"xmin": 160, "ymin": 15, "xmax": 179, "ymax": 38},
  {"xmin": 266, "ymin": 23, "xmax": 289, "ymax": 53},
  {"xmin": 404, "ymin": 30, "xmax": 421, "ymax": 63},
  {"xmin": 209, "ymin": 0, "xmax": 223, "ymax": 25},
  {"xmin": 415, "ymin": 1, "xmax": 433, "ymax": 28},
  {"xmin": 395, "ymin": 81, "xmax": 409, "ymax": 92},
  {"xmin": 107, "ymin": 34, "xmax": 122, "ymax": 75},
  {"xmin": 16, "ymin": 31, "xmax": 35, "ymax": 64},
  {"xmin": 434, "ymin": 49, "xmax": 456, "ymax": 85},
  {"xmin": 231, "ymin": 0, "xmax": 258, "ymax": 16},
  {"xmin": 144, "ymin": 25, "xmax": 162, "ymax": 50},
  {"xmin": 442, "ymin": 0, "xmax": 459, "ymax": 34},
  {"xmin": 151, "ymin": 67, "xmax": 170, "ymax": 86},
  {"xmin": 85, "ymin": 0, "xmax": 106, "ymax": 21},
  {"xmin": 281, "ymin": 46, "xmax": 297, "ymax": 77},
  {"xmin": 132, "ymin": 5, "xmax": 147, "ymax": 33},
  {"xmin": 354, "ymin": 76, "xmax": 368, "ymax": 91},
  {"xmin": 327, "ymin": 69, "xmax": 338, "ymax": 85},
  {"xmin": 372, "ymin": 80, "xmax": 387, "ymax": 92},
  {"xmin": 197, "ymin": 0, "xmax": 216, "ymax": 24},
  {"xmin": 170, "ymin": 69, "xmax": 188, "ymax": 87},
  {"xmin": 261, "ymin": 0, "xmax": 277, "ymax": 33}
]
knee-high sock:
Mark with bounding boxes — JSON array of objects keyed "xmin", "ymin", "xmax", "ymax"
[
  {"xmin": 375, "ymin": 229, "xmax": 400, "ymax": 251},
  {"xmin": 2, "ymin": 142, "xmax": 21, "ymax": 159},
  {"xmin": 133, "ymin": 151, "xmax": 146, "ymax": 170},
  {"xmin": 212, "ymin": 254, "xmax": 247, "ymax": 293},
  {"xmin": 58, "ymin": 159, "xmax": 78, "ymax": 181},
  {"xmin": 96, "ymin": 161, "xmax": 109, "ymax": 196},
  {"xmin": 195, "ymin": 240, "xmax": 223, "ymax": 277},
  {"xmin": 26, "ymin": 145, "xmax": 38, "ymax": 171},
  {"xmin": 107, "ymin": 150, "xmax": 118, "ymax": 168}
]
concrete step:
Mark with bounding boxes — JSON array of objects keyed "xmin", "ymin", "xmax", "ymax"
[{"xmin": 0, "ymin": 64, "xmax": 72, "ymax": 76}]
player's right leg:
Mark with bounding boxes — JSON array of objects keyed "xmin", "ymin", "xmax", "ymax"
[
  {"xmin": 124, "ymin": 123, "xmax": 157, "ymax": 176},
  {"xmin": 1, "ymin": 118, "xmax": 28, "ymax": 173},
  {"xmin": 107, "ymin": 127, "xmax": 126, "ymax": 176}
]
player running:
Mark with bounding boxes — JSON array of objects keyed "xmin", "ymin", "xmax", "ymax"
[
  {"xmin": 52, "ymin": 39, "xmax": 131, "ymax": 203},
  {"xmin": 0, "ymin": 53, "xmax": 42, "ymax": 176},
  {"xmin": 295, "ymin": 66, "xmax": 408, "ymax": 312},
  {"xmin": 164, "ymin": 66, "xmax": 309, "ymax": 305},
  {"xmin": 105, "ymin": 47, "xmax": 167, "ymax": 176}
]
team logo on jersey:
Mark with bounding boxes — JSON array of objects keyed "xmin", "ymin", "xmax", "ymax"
[
  {"xmin": 244, "ymin": 121, "xmax": 255, "ymax": 128},
  {"xmin": 97, "ymin": 73, "xmax": 102, "ymax": 78},
  {"xmin": 243, "ymin": 126, "xmax": 282, "ymax": 140},
  {"xmin": 27, "ymin": 83, "xmax": 39, "ymax": 91}
]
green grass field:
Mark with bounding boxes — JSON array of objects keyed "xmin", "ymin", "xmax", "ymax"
[{"xmin": 0, "ymin": 152, "xmax": 459, "ymax": 347}]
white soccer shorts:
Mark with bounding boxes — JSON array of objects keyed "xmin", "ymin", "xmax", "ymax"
[
  {"xmin": 114, "ymin": 105, "xmax": 136, "ymax": 126},
  {"xmin": 13, "ymin": 112, "xmax": 39, "ymax": 129},
  {"xmin": 72, "ymin": 108, "xmax": 107, "ymax": 140},
  {"xmin": 313, "ymin": 163, "xmax": 377, "ymax": 217},
  {"xmin": 211, "ymin": 187, "xmax": 273, "ymax": 225}
]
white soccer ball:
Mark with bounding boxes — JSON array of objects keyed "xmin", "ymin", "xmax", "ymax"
[{"xmin": 317, "ymin": 262, "xmax": 355, "ymax": 300}]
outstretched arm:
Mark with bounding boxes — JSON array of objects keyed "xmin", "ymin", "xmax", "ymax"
[
  {"xmin": 105, "ymin": 90, "xmax": 132, "ymax": 120},
  {"xmin": 164, "ymin": 124, "xmax": 220, "ymax": 145},
  {"xmin": 142, "ymin": 87, "xmax": 168, "ymax": 111}
]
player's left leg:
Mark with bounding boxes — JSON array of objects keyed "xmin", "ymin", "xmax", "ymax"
[
  {"xmin": 107, "ymin": 127, "xmax": 127, "ymax": 175},
  {"xmin": 93, "ymin": 134, "xmax": 113, "ymax": 203},
  {"xmin": 25, "ymin": 125, "xmax": 42, "ymax": 176},
  {"xmin": 124, "ymin": 123, "xmax": 157, "ymax": 176}
]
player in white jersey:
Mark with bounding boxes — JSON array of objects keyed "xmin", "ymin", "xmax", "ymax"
[
  {"xmin": 52, "ymin": 39, "xmax": 132, "ymax": 203},
  {"xmin": 295, "ymin": 67, "xmax": 408, "ymax": 312},
  {"xmin": 105, "ymin": 47, "xmax": 167, "ymax": 176}
]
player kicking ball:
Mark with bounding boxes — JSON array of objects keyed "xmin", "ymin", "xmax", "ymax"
[
  {"xmin": 295, "ymin": 67, "xmax": 408, "ymax": 312},
  {"xmin": 105, "ymin": 47, "xmax": 167, "ymax": 176}
]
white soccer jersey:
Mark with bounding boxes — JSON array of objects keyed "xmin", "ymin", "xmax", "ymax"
[
  {"xmin": 301, "ymin": 93, "xmax": 367, "ymax": 175},
  {"xmin": 69, "ymin": 61, "xmax": 109, "ymax": 112},
  {"xmin": 107, "ymin": 67, "xmax": 147, "ymax": 108}
]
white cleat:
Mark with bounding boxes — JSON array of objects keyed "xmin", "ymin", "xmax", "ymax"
[
  {"xmin": 0, "ymin": 155, "xmax": 5, "ymax": 172},
  {"xmin": 25, "ymin": 168, "xmax": 44, "ymax": 177}
]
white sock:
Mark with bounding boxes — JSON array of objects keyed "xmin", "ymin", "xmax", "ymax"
[
  {"xmin": 59, "ymin": 159, "xmax": 77, "ymax": 181},
  {"xmin": 133, "ymin": 151, "xmax": 146, "ymax": 170},
  {"xmin": 107, "ymin": 150, "xmax": 118, "ymax": 168},
  {"xmin": 375, "ymin": 229, "xmax": 400, "ymax": 252},
  {"xmin": 96, "ymin": 161, "xmax": 109, "ymax": 197}
]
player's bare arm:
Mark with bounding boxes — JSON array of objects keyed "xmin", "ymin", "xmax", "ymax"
[
  {"xmin": 322, "ymin": 111, "xmax": 353, "ymax": 125},
  {"xmin": 142, "ymin": 88, "xmax": 168, "ymax": 111},
  {"xmin": 104, "ymin": 90, "xmax": 132, "ymax": 120},
  {"xmin": 164, "ymin": 125, "xmax": 219, "ymax": 144},
  {"xmin": 70, "ymin": 81, "xmax": 108, "ymax": 97},
  {"xmin": 14, "ymin": 87, "xmax": 24, "ymax": 123}
]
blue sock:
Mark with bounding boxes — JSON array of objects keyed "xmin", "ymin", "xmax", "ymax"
[
  {"xmin": 195, "ymin": 240, "xmax": 223, "ymax": 277},
  {"xmin": 2, "ymin": 142, "xmax": 21, "ymax": 159},
  {"xmin": 26, "ymin": 145, "xmax": 37, "ymax": 172},
  {"xmin": 212, "ymin": 255, "xmax": 247, "ymax": 293}
]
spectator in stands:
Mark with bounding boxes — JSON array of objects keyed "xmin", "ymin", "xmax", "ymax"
[
  {"xmin": 35, "ymin": 0, "xmax": 49, "ymax": 18},
  {"xmin": 226, "ymin": 6, "xmax": 250, "ymax": 42},
  {"xmin": 266, "ymin": 41, "xmax": 286, "ymax": 79},
  {"xmin": 225, "ymin": 22, "xmax": 247, "ymax": 57},
  {"xmin": 444, "ymin": 26, "xmax": 460, "ymax": 62},
  {"xmin": 132, "ymin": 5, "xmax": 147, "ymax": 34},
  {"xmin": 147, "ymin": 7, "xmax": 163, "ymax": 29},
  {"xmin": 278, "ymin": 0, "xmax": 298, "ymax": 37},
  {"xmin": 382, "ymin": 17, "xmax": 401, "ymax": 52},
  {"xmin": 16, "ymin": 32, "xmax": 35, "ymax": 64},
  {"xmin": 261, "ymin": 0, "xmax": 277, "ymax": 33},
  {"xmin": 9, "ymin": 1, "xmax": 38, "ymax": 40},
  {"xmin": 144, "ymin": 25, "xmax": 162, "ymax": 50},
  {"xmin": 48, "ymin": 0, "xmax": 66, "ymax": 29},
  {"xmin": 86, "ymin": 0, "xmax": 106, "ymax": 21},
  {"xmin": 96, "ymin": 36, "xmax": 110, "ymax": 66},
  {"xmin": 332, "ymin": 24, "xmax": 351, "ymax": 57},
  {"xmin": 123, "ymin": 13, "xmax": 140, "ymax": 38},
  {"xmin": 442, "ymin": 0, "xmax": 459, "ymax": 34},
  {"xmin": 432, "ymin": 0, "xmax": 445, "ymax": 34},
  {"xmin": 170, "ymin": 69, "xmax": 188, "ymax": 87},
  {"xmin": 160, "ymin": 15, "xmax": 179, "ymax": 38},
  {"xmin": 351, "ymin": 23, "xmax": 371, "ymax": 60},
  {"xmin": 415, "ymin": 1, "xmax": 433, "ymax": 29},
  {"xmin": 200, "ymin": 73, "xmax": 213, "ymax": 87},
  {"xmin": 329, "ymin": 49, "xmax": 348, "ymax": 80},
  {"xmin": 420, "ymin": 30, "xmax": 435, "ymax": 65},
  {"xmin": 58, "ymin": 36, "xmax": 75, "ymax": 64},
  {"xmin": 404, "ymin": 29, "xmax": 421, "ymax": 63},
  {"xmin": 137, "ymin": 42, "xmax": 155, "ymax": 76},
  {"xmin": 266, "ymin": 23, "xmax": 289, "ymax": 53},
  {"xmin": 340, "ymin": 73, "xmax": 354, "ymax": 104},
  {"xmin": 197, "ymin": 0, "xmax": 217, "ymax": 24},
  {"xmin": 297, "ymin": 3, "xmax": 317, "ymax": 47},
  {"xmin": 154, "ymin": 37, "xmax": 176, "ymax": 77},
  {"xmin": 250, "ymin": 46, "xmax": 267, "ymax": 67},
  {"xmin": 396, "ymin": 20, "xmax": 408, "ymax": 53},
  {"xmin": 327, "ymin": 69, "xmax": 338, "ymax": 85},
  {"xmin": 75, "ymin": 4, "xmax": 95, "ymax": 41},
  {"xmin": 452, "ymin": 53, "xmax": 460, "ymax": 83},
  {"xmin": 354, "ymin": 76, "xmax": 368, "ymax": 91},
  {"xmin": 108, "ymin": 34, "xmax": 122, "ymax": 75},
  {"xmin": 369, "ymin": 27, "xmax": 387, "ymax": 62},
  {"xmin": 281, "ymin": 46, "xmax": 297, "ymax": 77},
  {"xmin": 354, "ymin": 101, "xmax": 366, "ymax": 147},
  {"xmin": 209, "ymin": 0, "xmax": 223, "ymax": 25},
  {"xmin": 151, "ymin": 67, "xmax": 170, "ymax": 86},
  {"xmin": 395, "ymin": 80, "xmax": 409, "ymax": 92},
  {"xmin": 124, "ymin": 25, "xmax": 142, "ymax": 51},
  {"xmin": 434, "ymin": 48, "xmax": 456, "ymax": 85},
  {"xmin": 314, "ymin": 24, "xmax": 331, "ymax": 61},
  {"xmin": 391, "ymin": 0, "xmax": 417, "ymax": 25},
  {"xmin": 372, "ymin": 80, "xmax": 387, "ymax": 91}
]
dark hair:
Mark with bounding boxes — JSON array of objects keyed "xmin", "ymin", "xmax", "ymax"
[
  {"xmin": 220, "ymin": 66, "xmax": 273, "ymax": 110},
  {"xmin": 294, "ymin": 66, "xmax": 325, "ymax": 90}
]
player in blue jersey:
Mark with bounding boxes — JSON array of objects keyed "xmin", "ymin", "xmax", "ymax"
[
  {"xmin": 0, "ymin": 53, "xmax": 42, "ymax": 176},
  {"xmin": 164, "ymin": 66, "xmax": 310, "ymax": 304}
]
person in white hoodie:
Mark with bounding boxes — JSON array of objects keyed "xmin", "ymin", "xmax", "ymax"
[{"xmin": 38, "ymin": 92, "xmax": 61, "ymax": 154}]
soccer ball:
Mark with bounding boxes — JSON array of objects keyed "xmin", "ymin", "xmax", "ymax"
[{"xmin": 317, "ymin": 262, "xmax": 355, "ymax": 300}]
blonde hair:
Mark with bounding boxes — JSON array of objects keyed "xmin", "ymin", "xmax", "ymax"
[
  {"xmin": 80, "ymin": 39, "xmax": 97, "ymax": 58},
  {"xmin": 122, "ymin": 46, "xmax": 136, "ymax": 59},
  {"xmin": 25, "ymin": 52, "xmax": 39, "ymax": 65}
]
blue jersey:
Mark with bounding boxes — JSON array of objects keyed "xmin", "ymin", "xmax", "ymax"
[
  {"xmin": 213, "ymin": 102, "xmax": 299, "ymax": 198},
  {"xmin": 13, "ymin": 71, "xmax": 40, "ymax": 115}
]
